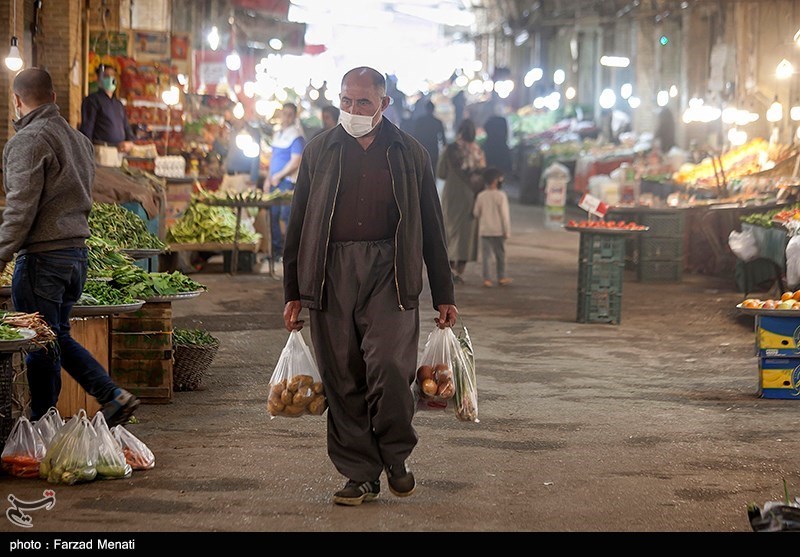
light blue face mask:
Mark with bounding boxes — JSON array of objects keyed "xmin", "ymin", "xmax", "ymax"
[{"xmin": 101, "ymin": 76, "xmax": 116, "ymax": 93}]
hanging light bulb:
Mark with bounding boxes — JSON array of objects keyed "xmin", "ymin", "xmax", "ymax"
[
  {"xmin": 776, "ymin": 59, "xmax": 794, "ymax": 80},
  {"xmin": 5, "ymin": 37, "xmax": 23, "ymax": 72},
  {"xmin": 628, "ymin": 96, "xmax": 641, "ymax": 109},
  {"xmin": 553, "ymin": 69, "xmax": 566, "ymax": 85},
  {"xmin": 620, "ymin": 83, "xmax": 632, "ymax": 100},
  {"xmin": 599, "ymin": 89, "xmax": 616, "ymax": 109},
  {"xmin": 657, "ymin": 90, "xmax": 669, "ymax": 107},
  {"xmin": 207, "ymin": 27, "xmax": 220, "ymax": 51},
  {"xmin": 767, "ymin": 97, "xmax": 783, "ymax": 123},
  {"xmin": 565, "ymin": 86, "xmax": 577, "ymax": 100},
  {"xmin": 233, "ymin": 102, "xmax": 245, "ymax": 119},
  {"xmin": 226, "ymin": 52, "xmax": 242, "ymax": 72}
]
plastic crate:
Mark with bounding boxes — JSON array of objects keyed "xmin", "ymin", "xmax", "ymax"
[
  {"xmin": 638, "ymin": 259, "xmax": 682, "ymax": 282},
  {"xmin": 640, "ymin": 213, "xmax": 684, "ymax": 238},
  {"xmin": 120, "ymin": 201, "xmax": 160, "ymax": 272},
  {"xmin": 579, "ymin": 233, "xmax": 626, "ymax": 263},
  {"xmin": 639, "ymin": 237, "xmax": 683, "ymax": 260},
  {"xmin": 577, "ymin": 288, "xmax": 622, "ymax": 325},
  {"xmin": 578, "ymin": 260, "xmax": 624, "ymax": 292}
]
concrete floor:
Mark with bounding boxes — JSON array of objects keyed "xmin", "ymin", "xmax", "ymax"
[{"xmin": 1, "ymin": 200, "xmax": 798, "ymax": 533}]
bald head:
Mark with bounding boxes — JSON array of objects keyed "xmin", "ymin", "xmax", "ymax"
[
  {"xmin": 13, "ymin": 68, "xmax": 55, "ymax": 108},
  {"xmin": 341, "ymin": 67, "xmax": 386, "ymax": 96}
]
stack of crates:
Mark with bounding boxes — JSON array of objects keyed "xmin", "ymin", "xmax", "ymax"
[
  {"xmin": 576, "ymin": 232, "xmax": 625, "ymax": 325},
  {"xmin": 756, "ymin": 315, "xmax": 800, "ymax": 399},
  {"xmin": 110, "ymin": 302, "xmax": 174, "ymax": 403},
  {"xmin": 638, "ymin": 211, "xmax": 684, "ymax": 282}
]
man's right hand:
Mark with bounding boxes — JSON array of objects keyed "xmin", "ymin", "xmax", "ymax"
[{"xmin": 283, "ymin": 300, "xmax": 304, "ymax": 332}]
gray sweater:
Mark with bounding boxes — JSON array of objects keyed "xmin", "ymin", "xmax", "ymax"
[{"xmin": 0, "ymin": 103, "xmax": 94, "ymax": 263}]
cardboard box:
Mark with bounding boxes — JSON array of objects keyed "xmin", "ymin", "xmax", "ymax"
[
  {"xmin": 758, "ymin": 357, "xmax": 800, "ymax": 399},
  {"xmin": 756, "ymin": 315, "xmax": 800, "ymax": 355}
]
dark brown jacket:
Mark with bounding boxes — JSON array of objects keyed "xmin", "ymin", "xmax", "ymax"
[{"xmin": 284, "ymin": 118, "xmax": 454, "ymax": 312}]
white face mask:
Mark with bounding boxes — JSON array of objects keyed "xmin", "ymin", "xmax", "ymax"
[{"xmin": 339, "ymin": 104, "xmax": 382, "ymax": 138}]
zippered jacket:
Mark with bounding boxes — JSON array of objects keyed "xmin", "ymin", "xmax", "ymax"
[{"xmin": 283, "ymin": 118, "xmax": 455, "ymax": 312}]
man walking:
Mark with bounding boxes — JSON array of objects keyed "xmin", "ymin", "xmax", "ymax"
[
  {"xmin": 283, "ymin": 66, "xmax": 457, "ymax": 506},
  {"xmin": 269, "ymin": 103, "xmax": 305, "ymax": 261},
  {"xmin": 412, "ymin": 100, "xmax": 446, "ymax": 172},
  {"xmin": 2, "ymin": 68, "xmax": 139, "ymax": 425}
]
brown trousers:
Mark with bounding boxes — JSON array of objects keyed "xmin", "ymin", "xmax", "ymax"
[{"xmin": 309, "ymin": 240, "xmax": 419, "ymax": 482}]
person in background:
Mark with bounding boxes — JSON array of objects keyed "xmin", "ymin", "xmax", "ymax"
[
  {"xmin": 79, "ymin": 65, "xmax": 135, "ymax": 152},
  {"xmin": 412, "ymin": 101, "xmax": 446, "ymax": 173},
  {"xmin": 452, "ymin": 90, "xmax": 466, "ymax": 132},
  {"xmin": 482, "ymin": 115, "xmax": 513, "ymax": 176},
  {"xmin": 437, "ymin": 119, "xmax": 485, "ymax": 284},
  {"xmin": 314, "ymin": 105, "xmax": 340, "ymax": 138},
  {"xmin": 654, "ymin": 107, "xmax": 676, "ymax": 153},
  {"xmin": 223, "ymin": 120, "xmax": 261, "ymax": 191},
  {"xmin": 3, "ymin": 68, "xmax": 139, "ymax": 425},
  {"xmin": 283, "ymin": 66, "xmax": 457, "ymax": 506},
  {"xmin": 269, "ymin": 103, "xmax": 305, "ymax": 262},
  {"xmin": 473, "ymin": 167, "xmax": 512, "ymax": 288}
]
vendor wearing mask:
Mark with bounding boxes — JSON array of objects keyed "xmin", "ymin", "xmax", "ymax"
[{"xmin": 79, "ymin": 65, "xmax": 135, "ymax": 152}]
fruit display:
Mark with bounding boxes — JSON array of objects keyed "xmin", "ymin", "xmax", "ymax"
[
  {"xmin": 267, "ymin": 374, "xmax": 327, "ymax": 418},
  {"xmin": 416, "ymin": 363, "xmax": 456, "ymax": 406},
  {"xmin": 673, "ymin": 138, "xmax": 769, "ymax": 187},
  {"xmin": 567, "ymin": 220, "xmax": 647, "ymax": 230},
  {"xmin": 740, "ymin": 204, "xmax": 800, "ymax": 229},
  {"xmin": 739, "ymin": 291, "xmax": 800, "ymax": 310}
]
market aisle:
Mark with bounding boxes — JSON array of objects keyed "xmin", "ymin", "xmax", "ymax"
[{"xmin": 2, "ymin": 199, "xmax": 798, "ymax": 532}]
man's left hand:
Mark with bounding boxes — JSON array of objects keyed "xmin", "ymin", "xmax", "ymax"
[
  {"xmin": 270, "ymin": 174, "xmax": 282, "ymax": 188},
  {"xmin": 119, "ymin": 141, "xmax": 134, "ymax": 153},
  {"xmin": 435, "ymin": 304, "xmax": 458, "ymax": 329}
]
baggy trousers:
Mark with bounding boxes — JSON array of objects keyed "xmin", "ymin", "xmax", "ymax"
[{"xmin": 309, "ymin": 240, "xmax": 419, "ymax": 482}]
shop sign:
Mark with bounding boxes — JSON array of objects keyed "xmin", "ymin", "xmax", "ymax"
[{"xmin": 578, "ymin": 193, "xmax": 608, "ymax": 218}]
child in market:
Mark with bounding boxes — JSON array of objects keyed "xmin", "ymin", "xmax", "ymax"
[{"xmin": 473, "ymin": 167, "xmax": 512, "ymax": 287}]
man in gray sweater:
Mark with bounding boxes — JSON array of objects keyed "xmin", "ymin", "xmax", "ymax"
[{"xmin": 1, "ymin": 68, "xmax": 139, "ymax": 425}]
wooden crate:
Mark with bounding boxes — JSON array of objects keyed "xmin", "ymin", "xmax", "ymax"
[
  {"xmin": 110, "ymin": 302, "xmax": 173, "ymax": 404},
  {"xmin": 57, "ymin": 317, "xmax": 109, "ymax": 418}
]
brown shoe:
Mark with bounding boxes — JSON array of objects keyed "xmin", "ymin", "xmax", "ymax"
[
  {"xmin": 385, "ymin": 463, "xmax": 416, "ymax": 497},
  {"xmin": 498, "ymin": 278, "xmax": 513, "ymax": 286},
  {"xmin": 482, "ymin": 280, "xmax": 493, "ymax": 288}
]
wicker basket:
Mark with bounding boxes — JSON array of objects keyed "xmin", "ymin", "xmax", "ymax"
[{"xmin": 172, "ymin": 339, "xmax": 220, "ymax": 392}]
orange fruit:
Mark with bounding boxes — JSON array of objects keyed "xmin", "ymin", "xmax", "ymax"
[
  {"xmin": 792, "ymin": 291, "xmax": 800, "ymax": 301},
  {"xmin": 782, "ymin": 292, "xmax": 793, "ymax": 301},
  {"xmin": 763, "ymin": 300, "xmax": 776, "ymax": 309}
]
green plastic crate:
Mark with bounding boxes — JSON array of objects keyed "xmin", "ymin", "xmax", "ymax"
[
  {"xmin": 577, "ymin": 288, "xmax": 622, "ymax": 325},
  {"xmin": 579, "ymin": 233, "xmax": 626, "ymax": 263},
  {"xmin": 578, "ymin": 260, "xmax": 624, "ymax": 292},
  {"xmin": 639, "ymin": 237, "xmax": 683, "ymax": 260},
  {"xmin": 640, "ymin": 213, "xmax": 684, "ymax": 238},
  {"xmin": 638, "ymin": 259, "xmax": 682, "ymax": 282}
]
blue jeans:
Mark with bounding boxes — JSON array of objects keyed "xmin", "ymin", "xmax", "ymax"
[
  {"xmin": 270, "ymin": 178, "xmax": 293, "ymax": 258},
  {"xmin": 12, "ymin": 248, "xmax": 117, "ymax": 420}
]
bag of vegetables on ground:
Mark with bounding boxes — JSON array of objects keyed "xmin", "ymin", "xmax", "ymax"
[
  {"xmin": 34, "ymin": 406, "xmax": 64, "ymax": 449},
  {"xmin": 111, "ymin": 425, "xmax": 155, "ymax": 471},
  {"xmin": 267, "ymin": 330, "xmax": 327, "ymax": 418},
  {"xmin": 1, "ymin": 416, "xmax": 46, "ymax": 478},
  {"xmin": 415, "ymin": 324, "xmax": 479, "ymax": 423},
  {"xmin": 91, "ymin": 412, "xmax": 131, "ymax": 479},
  {"xmin": 39, "ymin": 410, "xmax": 99, "ymax": 485}
]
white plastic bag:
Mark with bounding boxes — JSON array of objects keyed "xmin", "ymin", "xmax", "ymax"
[
  {"xmin": 34, "ymin": 407, "xmax": 64, "ymax": 449},
  {"xmin": 1, "ymin": 417, "xmax": 46, "ymax": 478},
  {"xmin": 787, "ymin": 234, "xmax": 800, "ymax": 288},
  {"xmin": 91, "ymin": 413, "xmax": 132, "ymax": 480},
  {"xmin": 415, "ymin": 327, "xmax": 458, "ymax": 411},
  {"xmin": 111, "ymin": 426, "xmax": 155, "ymax": 471},
  {"xmin": 729, "ymin": 229, "xmax": 759, "ymax": 262},
  {"xmin": 39, "ymin": 410, "xmax": 99, "ymax": 485},
  {"xmin": 266, "ymin": 330, "xmax": 327, "ymax": 418}
]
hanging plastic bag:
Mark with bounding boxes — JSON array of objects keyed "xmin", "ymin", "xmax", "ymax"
[
  {"xmin": 729, "ymin": 229, "xmax": 759, "ymax": 262},
  {"xmin": 414, "ymin": 327, "xmax": 460, "ymax": 411},
  {"xmin": 91, "ymin": 413, "xmax": 131, "ymax": 480},
  {"xmin": 34, "ymin": 407, "xmax": 64, "ymax": 449},
  {"xmin": 111, "ymin": 425, "xmax": 155, "ymax": 471},
  {"xmin": 266, "ymin": 330, "xmax": 326, "ymax": 418},
  {"xmin": 1, "ymin": 417, "xmax": 47, "ymax": 478},
  {"xmin": 787, "ymin": 234, "xmax": 800, "ymax": 289},
  {"xmin": 455, "ymin": 327, "xmax": 479, "ymax": 423},
  {"xmin": 39, "ymin": 410, "xmax": 99, "ymax": 485}
]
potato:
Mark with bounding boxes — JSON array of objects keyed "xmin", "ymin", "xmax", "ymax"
[
  {"xmin": 417, "ymin": 365, "xmax": 435, "ymax": 383},
  {"xmin": 280, "ymin": 389, "xmax": 294, "ymax": 405},
  {"xmin": 421, "ymin": 378, "xmax": 438, "ymax": 397},
  {"xmin": 437, "ymin": 380, "xmax": 455, "ymax": 399},
  {"xmin": 292, "ymin": 389, "xmax": 314, "ymax": 406},
  {"xmin": 434, "ymin": 363, "xmax": 450, "ymax": 381},
  {"xmin": 281, "ymin": 404, "xmax": 306, "ymax": 417},
  {"xmin": 267, "ymin": 399, "xmax": 285, "ymax": 416},
  {"xmin": 269, "ymin": 381, "xmax": 286, "ymax": 397},
  {"xmin": 312, "ymin": 382, "xmax": 324, "ymax": 394},
  {"xmin": 308, "ymin": 396, "xmax": 327, "ymax": 416},
  {"xmin": 288, "ymin": 374, "xmax": 314, "ymax": 392}
]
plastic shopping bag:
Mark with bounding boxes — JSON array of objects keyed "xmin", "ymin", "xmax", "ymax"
[
  {"xmin": 34, "ymin": 407, "xmax": 64, "ymax": 449},
  {"xmin": 455, "ymin": 327, "xmax": 479, "ymax": 423},
  {"xmin": 1, "ymin": 417, "xmax": 46, "ymax": 478},
  {"xmin": 91, "ymin": 413, "xmax": 131, "ymax": 479},
  {"xmin": 414, "ymin": 326, "xmax": 460, "ymax": 410},
  {"xmin": 111, "ymin": 425, "xmax": 155, "ymax": 471},
  {"xmin": 729, "ymin": 229, "xmax": 759, "ymax": 262},
  {"xmin": 267, "ymin": 330, "xmax": 327, "ymax": 418},
  {"xmin": 39, "ymin": 410, "xmax": 99, "ymax": 485},
  {"xmin": 787, "ymin": 234, "xmax": 800, "ymax": 289}
]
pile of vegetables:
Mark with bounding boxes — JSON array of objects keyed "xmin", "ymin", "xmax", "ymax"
[
  {"xmin": 91, "ymin": 413, "xmax": 131, "ymax": 479},
  {"xmin": 741, "ymin": 205, "xmax": 800, "ymax": 229},
  {"xmin": 454, "ymin": 328, "xmax": 479, "ymax": 423},
  {"xmin": 78, "ymin": 280, "xmax": 138, "ymax": 306},
  {"xmin": 112, "ymin": 425, "xmax": 155, "ymax": 470},
  {"xmin": 166, "ymin": 198, "xmax": 261, "ymax": 244},
  {"xmin": 39, "ymin": 410, "xmax": 98, "ymax": 485},
  {"xmin": 267, "ymin": 374, "xmax": 327, "ymax": 417},
  {"xmin": 1, "ymin": 417, "xmax": 46, "ymax": 478},
  {"xmin": 111, "ymin": 265, "xmax": 206, "ymax": 299},
  {"xmin": 199, "ymin": 188, "xmax": 294, "ymax": 205},
  {"xmin": 0, "ymin": 257, "xmax": 14, "ymax": 286},
  {"xmin": 416, "ymin": 363, "xmax": 455, "ymax": 402},
  {"xmin": 0, "ymin": 323, "xmax": 23, "ymax": 341},
  {"xmin": 87, "ymin": 236, "xmax": 138, "ymax": 279},
  {"xmin": 173, "ymin": 328, "xmax": 218, "ymax": 346},
  {"xmin": 1, "ymin": 311, "xmax": 55, "ymax": 345},
  {"xmin": 89, "ymin": 203, "xmax": 166, "ymax": 250}
]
